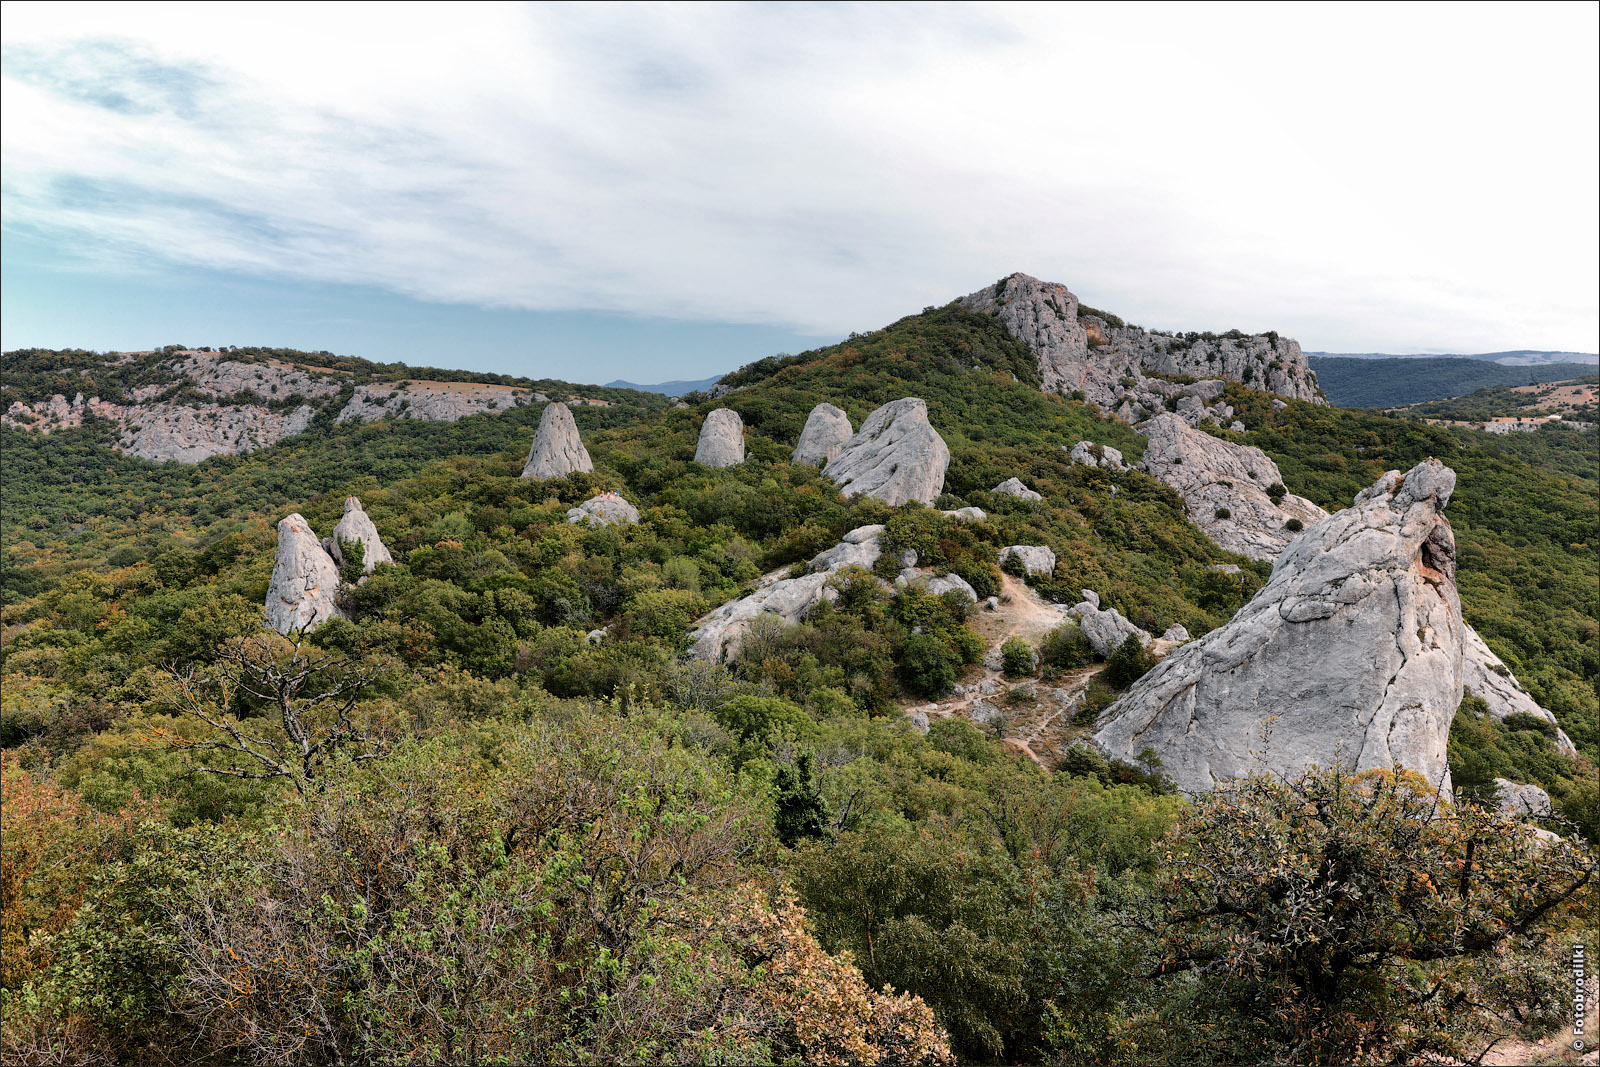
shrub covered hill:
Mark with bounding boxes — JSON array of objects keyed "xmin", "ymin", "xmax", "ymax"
[{"xmin": 2, "ymin": 277, "xmax": 1596, "ymax": 1066}]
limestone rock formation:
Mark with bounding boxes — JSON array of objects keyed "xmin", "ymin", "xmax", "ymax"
[
  {"xmin": 521, "ymin": 402, "xmax": 594, "ymax": 480},
  {"xmin": 120, "ymin": 402, "xmax": 318, "ymax": 464},
  {"xmin": 567, "ymin": 493, "xmax": 641, "ymax": 527},
  {"xmin": 265, "ymin": 514, "xmax": 345, "ymax": 634},
  {"xmin": 792, "ymin": 403, "xmax": 853, "ymax": 466},
  {"xmin": 943, "ymin": 507, "xmax": 987, "ymax": 523},
  {"xmin": 1137, "ymin": 413, "xmax": 1326, "ymax": 561},
  {"xmin": 1092, "ymin": 461, "xmax": 1466, "ymax": 796},
  {"xmin": 958, "ymin": 273, "xmax": 1322, "ymax": 412},
  {"xmin": 1494, "ymin": 779, "xmax": 1554, "ymax": 819},
  {"xmin": 337, "ymin": 381, "xmax": 531, "ymax": 424},
  {"xmin": 322, "ymin": 496, "xmax": 393, "ymax": 574},
  {"xmin": 999, "ymin": 545, "xmax": 1055, "ymax": 577},
  {"xmin": 992, "ymin": 477, "xmax": 1042, "ymax": 502},
  {"xmin": 1068, "ymin": 598, "xmax": 1152, "ymax": 657},
  {"xmin": 824, "ymin": 398, "xmax": 948, "ymax": 506},
  {"xmin": 696, "ymin": 408, "xmax": 746, "ymax": 468},
  {"xmin": 1461, "ymin": 627, "xmax": 1575, "ymax": 749},
  {"xmin": 1068, "ymin": 441, "xmax": 1126, "ymax": 470}
]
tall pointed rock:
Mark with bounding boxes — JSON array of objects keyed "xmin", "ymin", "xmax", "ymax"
[
  {"xmin": 824, "ymin": 398, "xmax": 948, "ymax": 506},
  {"xmin": 266, "ymin": 514, "xmax": 345, "ymax": 634},
  {"xmin": 322, "ymin": 496, "xmax": 393, "ymax": 575},
  {"xmin": 696, "ymin": 408, "xmax": 745, "ymax": 467},
  {"xmin": 1092, "ymin": 460, "xmax": 1465, "ymax": 795},
  {"xmin": 521, "ymin": 402, "xmax": 594, "ymax": 480}
]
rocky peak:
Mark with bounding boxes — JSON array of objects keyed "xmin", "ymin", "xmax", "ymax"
[
  {"xmin": 1092, "ymin": 460, "xmax": 1466, "ymax": 796},
  {"xmin": 696, "ymin": 408, "xmax": 746, "ymax": 467},
  {"xmin": 521, "ymin": 402, "xmax": 595, "ymax": 480},
  {"xmin": 824, "ymin": 397, "xmax": 949, "ymax": 506},
  {"xmin": 265, "ymin": 514, "xmax": 346, "ymax": 635},
  {"xmin": 792, "ymin": 402, "xmax": 853, "ymax": 466},
  {"xmin": 323, "ymin": 496, "xmax": 393, "ymax": 574},
  {"xmin": 958, "ymin": 272, "xmax": 1323, "ymax": 414}
]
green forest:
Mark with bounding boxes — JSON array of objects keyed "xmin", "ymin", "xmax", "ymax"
[
  {"xmin": 1306, "ymin": 354, "xmax": 1596, "ymax": 408},
  {"xmin": 2, "ymin": 306, "xmax": 1595, "ymax": 1065}
]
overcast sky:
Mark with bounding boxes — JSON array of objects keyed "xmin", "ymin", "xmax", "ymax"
[{"xmin": 3, "ymin": 1, "xmax": 1596, "ymax": 382}]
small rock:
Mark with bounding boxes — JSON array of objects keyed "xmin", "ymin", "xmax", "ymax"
[
  {"xmin": 1271, "ymin": 398, "xmax": 1288, "ymax": 411},
  {"xmin": 1229, "ymin": 421, "xmax": 1246, "ymax": 433},
  {"xmin": 1494, "ymin": 779, "xmax": 1554, "ymax": 819},
  {"xmin": 999, "ymin": 545, "xmax": 1056, "ymax": 577},
  {"xmin": 982, "ymin": 596, "xmax": 1000, "ymax": 611},
  {"xmin": 992, "ymin": 477, "xmax": 1042, "ymax": 502},
  {"xmin": 1068, "ymin": 441, "xmax": 1126, "ymax": 470},
  {"xmin": 567, "ymin": 493, "xmax": 641, "ymax": 526},
  {"xmin": 942, "ymin": 506, "xmax": 987, "ymax": 523},
  {"xmin": 907, "ymin": 708, "xmax": 930, "ymax": 735},
  {"xmin": 1160, "ymin": 624, "xmax": 1190, "ymax": 642},
  {"xmin": 1081, "ymin": 588, "xmax": 1100, "ymax": 608}
]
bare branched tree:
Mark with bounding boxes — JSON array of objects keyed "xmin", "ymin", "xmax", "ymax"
[{"xmin": 157, "ymin": 618, "xmax": 392, "ymax": 794}]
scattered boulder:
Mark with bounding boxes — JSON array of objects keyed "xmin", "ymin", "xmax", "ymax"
[
  {"xmin": 1076, "ymin": 606, "xmax": 1151, "ymax": 658},
  {"xmin": 999, "ymin": 545, "xmax": 1055, "ymax": 577},
  {"xmin": 792, "ymin": 402, "xmax": 853, "ymax": 466},
  {"xmin": 1137, "ymin": 412, "xmax": 1326, "ymax": 561},
  {"xmin": 907, "ymin": 707, "xmax": 931, "ymax": 735},
  {"xmin": 1068, "ymin": 441, "xmax": 1126, "ymax": 470},
  {"xmin": 1160, "ymin": 624, "xmax": 1190, "ymax": 643},
  {"xmin": 521, "ymin": 402, "xmax": 594, "ymax": 480},
  {"xmin": 1080, "ymin": 589, "xmax": 1100, "ymax": 608},
  {"xmin": 942, "ymin": 506, "xmax": 987, "ymax": 523},
  {"xmin": 688, "ymin": 572, "xmax": 836, "ymax": 661},
  {"xmin": 1494, "ymin": 779, "xmax": 1554, "ymax": 819},
  {"xmin": 322, "ymin": 496, "xmax": 392, "ymax": 574},
  {"xmin": 1092, "ymin": 460, "xmax": 1466, "ymax": 796},
  {"xmin": 824, "ymin": 398, "xmax": 949, "ymax": 506},
  {"xmin": 1271, "ymin": 398, "xmax": 1289, "ymax": 411},
  {"xmin": 992, "ymin": 477, "xmax": 1042, "ymax": 502},
  {"xmin": 896, "ymin": 572, "xmax": 977, "ymax": 602},
  {"xmin": 265, "ymin": 514, "xmax": 345, "ymax": 635},
  {"xmin": 567, "ymin": 493, "xmax": 641, "ymax": 527},
  {"xmin": 695, "ymin": 408, "xmax": 746, "ymax": 467}
]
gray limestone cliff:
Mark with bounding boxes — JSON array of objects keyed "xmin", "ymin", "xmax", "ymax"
[
  {"xmin": 336, "ymin": 381, "xmax": 533, "ymax": 424},
  {"xmin": 958, "ymin": 273, "xmax": 1322, "ymax": 415},
  {"xmin": 824, "ymin": 398, "xmax": 948, "ymax": 506},
  {"xmin": 696, "ymin": 408, "xmax": 746, "ymax": 468},
  {"xmin": 266, "ymin": 514, "xmax": 346, "ymax": 634},
  {"xmin": 792, "ymin": 403, "xmax": 853, "ymax": 466},
  {"xmin": 322, "ymin": 496, "xmax": 393, "ymax": 575},
  {"xmin": 521, "ymin": 402, "xmax": 595, "ymax": 480},
  {"xmin": 1092, "ymin": 461, "xmax": 1465, "ymax": 796}
]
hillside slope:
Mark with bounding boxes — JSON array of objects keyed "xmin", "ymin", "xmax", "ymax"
[{"xmin": 1308, "ymin": 355, "xmax": 1595, "ymax": 407}]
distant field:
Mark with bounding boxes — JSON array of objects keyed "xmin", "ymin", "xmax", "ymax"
[{"xmin": 1308, "ymin": 356, "xmax": 1597, "ymax": 408}]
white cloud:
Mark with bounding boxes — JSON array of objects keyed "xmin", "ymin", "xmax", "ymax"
[{"xmin": 2, "ymin": 0, "xmax": 1596, "ymax": 352}]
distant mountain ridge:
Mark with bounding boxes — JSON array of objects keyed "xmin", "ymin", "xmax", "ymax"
[
  {"xmin": 1309, "ymin": 349, "xmax": 1598, "ymax": 367},
  {"xmin": 605, "ymin": 375, "xmax": 725, "ymax": 395},
  {"xmin": 1308, "ymin": 355, "xmax": 1596, "ymax": 409}
]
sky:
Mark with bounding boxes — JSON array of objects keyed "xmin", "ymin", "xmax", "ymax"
[{"xmin": 2, "ymin": 1, "xmax": 1597, "ymax": 384}]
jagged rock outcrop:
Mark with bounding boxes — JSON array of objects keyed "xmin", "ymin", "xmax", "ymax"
[
  {"xmin": 958, "ymin": 273, "xmax": 1322, "ymax": 416},
  {"xmin": 1462, "ymin": 627, "xmax": 1575, "ymax": 749},
  {"xmin": 337, "ymin": 380, "xmax": 532, "ymax": 424},
  {"xmin": 521, "ymin": 402, "xmax": 594, "ymax": 480},
  {"xmin": 792, "ymin": 403, "xmax": 853, "ymax": 466},
  {"xmin": 992, "ymin": 477, "xmax": 1042, "ymax": 502},
  {"xmin": 824, "ymin": 398, "xmax": 948, "ymax": 506},
  {"xmin": 696, "ymin": 408, "xmax": 746, "ymax": 468},
  {"xmin": 265, "ymin": 514, "xmax": 345, "ymax": 634},
  {"xmin": 1092, "ymin": 461, "xmax": 1465, "ymax": 796},
  {"xmin": 1068, "ymin": 441, "xmax": 1126, "ymax": 470},
  {"xmin": 322, "ymin": 496, "xmax": 392, "ymax": 574},
  {"xmin": 1494, "ymin": 779, "xmax": 1554, "ymax": 819},
  {"xmin": 121, "ymin": 402, "xmax": 318, "ymax": 464},
  {"xmin": 170, "ymin": 353, "xmax": 342, "ymax": 399},
  {"xmin": 999, "ymin": 545, "xmax": 1055, "ymax": 577},
  {"xmin": 567, "ymin": 493, "xmax": 641, "ymax": 527},
  {"xmin": 1137, "ymin": 413, "xmax": 1326, "ymax": 561}
]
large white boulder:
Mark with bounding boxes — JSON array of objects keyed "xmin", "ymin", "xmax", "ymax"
[
  {"xmin": 792, "ymin": 402, "xmax": 853, "ymax": 466},
  {"xmin": 696, "ymin": 408, "xmax": 746, "ymax": 467},
  {"xmin": 824, "ymin": 398, "xmax": 949, "ymax": 506},
  {"xmin": 522, "ymin": 402, "xmax": 594, "ymax": 480},
  {"xmin": 1092, "ymin": 460, "xmax": 1466, "ymax": 796},
  {"xmin": 266, "ymin": 514, "xmax": 346, "ymax": 634},
  {"xmin": 322, "ymin": 496, "xmax": 392, "ymax": 575}
]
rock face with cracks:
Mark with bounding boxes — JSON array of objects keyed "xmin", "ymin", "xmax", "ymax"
[
  {"xmin": 521, "ymin": 402, "xmax": 594, "ymax": 480},
  {"xmin": 266, "ymin": 514, "xmax": 346, "ymax": 634},
  {"xmin": 696, "ymin": 408, "xmax": 746, "ymax": 468},
  {"xmin": 322, "ymin": 496, "xmax": 392, "ymax": 575},
  {"xmin": 792, "ymin": 402, "xmax": 853, "ymax": 466},
  {"xmin": 1092, "ymin": 460, "xmax": 1466, "ymax": 796},
  {"xmin": 1137, "ymin": 413, "xmax": 1326, "ymax": 561},
  {"xmin": 824, "ymin": 398, "xmax": 949, "ymax": 506}
]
